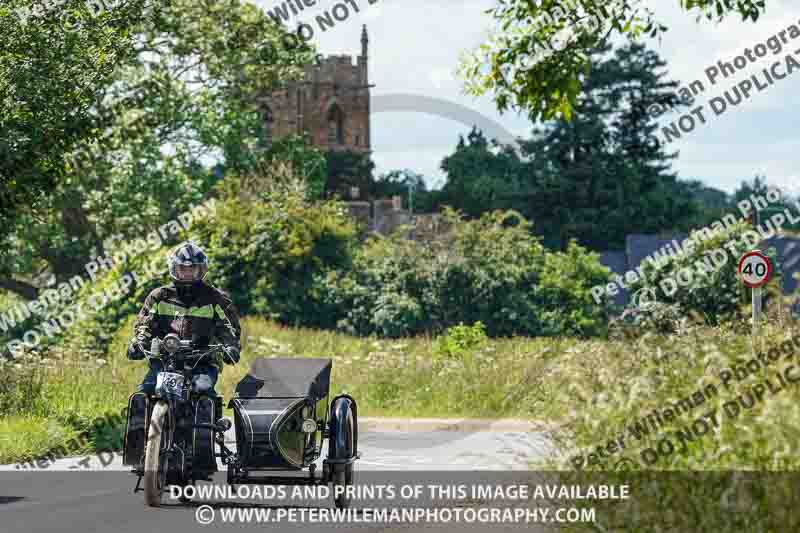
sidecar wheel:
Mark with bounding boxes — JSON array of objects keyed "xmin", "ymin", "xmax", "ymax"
[
  {"xmin": 329, "ymin": 395, "xmax": 356, "ymax": 510},
  {"xmin": 143, "ymin": 401, "xmax": 169, "ymax": 507}
]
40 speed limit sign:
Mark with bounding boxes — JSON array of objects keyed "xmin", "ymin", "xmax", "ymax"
[{"xmin": 738, "ymin": 250, "xmax": 773, "ymax": 288}]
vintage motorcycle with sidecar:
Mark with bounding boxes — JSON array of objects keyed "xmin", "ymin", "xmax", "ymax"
[{"xmin": 122, "ymin": 334, "xmax": 359, "ymax": 508}]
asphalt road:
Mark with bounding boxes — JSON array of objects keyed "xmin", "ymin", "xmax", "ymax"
[{"xmin": 0, "ymin": 428, "xmax": 557, "ymax": 533}]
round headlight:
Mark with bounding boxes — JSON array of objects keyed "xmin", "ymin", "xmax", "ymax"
[
  {"xmin": 301, "ymin": 419, "xmax": 318, "ymax": 433},
  {"xmin": 164, "ymin": 334, "xmax": 180, "ymax": 353}
]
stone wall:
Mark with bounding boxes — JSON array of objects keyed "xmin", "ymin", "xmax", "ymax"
[
  {"xmin": 339, "ymin": 205, "xmax": 456, "ymax": 241},
  {"xmin": 411, "ymin": 214, "xmax": 451, "ymax": 242},
  {"xmin": 345, "ymin": 201, "xmax": 371, "ymax": 228}
]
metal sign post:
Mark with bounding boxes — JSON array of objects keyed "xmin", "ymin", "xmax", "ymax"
[
  {"xmin": 738, "ymin": 250, "xmax": 773, "ymax": 355},
  {"xmin": 753, "ymin": 286, "xmax": 761, "ymax": 338}
]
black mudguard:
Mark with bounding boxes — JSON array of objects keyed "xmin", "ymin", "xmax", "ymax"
[
  {"xmin": 192, "ymin": 396, "xmax": 218, "ymax": 473},
  {"xmin": 328, "ymin": 394, "xmax": 358, "ymax": 463}
]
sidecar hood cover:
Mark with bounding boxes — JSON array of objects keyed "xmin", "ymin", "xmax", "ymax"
[{"xmin": 235, "ymin": 357, "xmax": 332, "ymax": 400}]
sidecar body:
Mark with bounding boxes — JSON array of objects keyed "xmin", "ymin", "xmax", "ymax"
[{"xmin": 227, "ymin": 357, "xmax": 358, "ymax": 485}]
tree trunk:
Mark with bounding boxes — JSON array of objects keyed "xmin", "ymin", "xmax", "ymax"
[{"xmin": 37, "ymin": 193, "xmax": 104, "ymax": 283}]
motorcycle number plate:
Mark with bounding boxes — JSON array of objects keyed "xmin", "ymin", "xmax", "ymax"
[{"xmin": 156, "ymin": 372, "xmax": 185, "ymax": 399}]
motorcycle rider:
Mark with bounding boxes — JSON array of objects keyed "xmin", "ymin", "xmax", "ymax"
[{"xmin": 127, "ymin": 241, "xmax": 241, "ymax": 399}]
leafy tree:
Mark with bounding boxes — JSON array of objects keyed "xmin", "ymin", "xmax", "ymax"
[
  {"xmin": 0, "ymin": 0, "xmax": 153, "ymax": 239},
  {"xmin": 733, "ymin": 175, "xmax": 800, "ymax": 230},
  {"xmin": 324, "ymin": 150, "xmax": 376, "ymax": 199},
  {"xmin": 443, "ymin": 43, "xmax": 703, "ymax": 250},
  {"xmin": 732, "ymin": 175, "xmax": 770, "ymax": 205},
  {"xmin": 192, "ymin": 172, "xmax": 357, "ymax": 326},
  {"xmin": 439, "ymin": 128, "xmax": 525, "ymax": 218},
  {"xmin": 625, "ymin": 220, "xmax": 763, "ymax": 326},
  {"xmin": 517, "ymin": 42, "xmax": 700, "ymax": 249},
  {"xmin": 681, "ymin": 179, "xmax": 732, "ymax": 227},
  {"xmin": 247, "ymin": 135, "xmax": 327, "ymax": 199},
  {"xmin": 0, "ymin": 0, "xmax": 315, "ymax": 299},
  {"xmin": 685, "ymin": 180, "xmax": 730, "ymax": 210},
  {"xmin": 460, "ymin": 0, "xmax": 772, "ymax": 121}
]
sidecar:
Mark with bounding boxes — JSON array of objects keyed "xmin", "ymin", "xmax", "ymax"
[{"xmin": 224, "ymin": 357, "xmax": 358, "ymax": 506}]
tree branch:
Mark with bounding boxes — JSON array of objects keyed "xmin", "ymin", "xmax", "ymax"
[{"xmin": 0, "ymin": 277, "xmax": 39, "ymax": 300}]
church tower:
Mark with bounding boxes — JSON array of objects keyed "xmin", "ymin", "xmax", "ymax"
[{"xmin": 260, "ymin": 25, "xmax": 372, "ymax": 154}]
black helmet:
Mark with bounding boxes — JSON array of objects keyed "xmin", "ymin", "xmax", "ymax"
[{"xmin": 168, "ymin": 241, "xmax": 209, "ymax": 286}]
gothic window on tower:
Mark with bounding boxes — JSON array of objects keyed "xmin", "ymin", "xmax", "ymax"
[{"xmin": 327, "ymin": 105, "xmax": 344, "ymax": 145}]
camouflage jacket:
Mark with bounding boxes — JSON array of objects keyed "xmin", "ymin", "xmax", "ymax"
[{"xmin": 131, "ymin": 283, "xmax": 241, "ymax": 369}]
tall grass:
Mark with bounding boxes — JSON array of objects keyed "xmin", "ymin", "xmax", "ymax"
[
  {"xmin": 3, "ymin": 311, "xmax": 800, "ymax": 472},
  {"xmin": 0, "ymin": 316, "xmax": 554, "ymax": 463},
  {"xmin": 539, "ymin": 311, "xmax": 800, "ymax": 470}
]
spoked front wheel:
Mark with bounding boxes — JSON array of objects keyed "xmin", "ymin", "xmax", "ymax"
[{"xmin": 143, "ymin": 401, "xmax": 169, "ymax": 507}]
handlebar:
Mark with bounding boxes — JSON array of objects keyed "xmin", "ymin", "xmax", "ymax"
[{"xmin": 141, "ymin": 342, "xmax": 225, "ymax": 363}]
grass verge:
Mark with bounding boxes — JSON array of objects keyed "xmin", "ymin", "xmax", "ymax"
[
  {"xmin": 3, "ymin": 312, "xmax": 800, "ymax": 474},
  {"xmin": 0, "ymin": 316, "xmax": 556, "ymax": 463}
]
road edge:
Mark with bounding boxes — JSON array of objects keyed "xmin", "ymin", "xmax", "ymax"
[
  {"xmin": 359, "ymin": 417, "xmax": 550, "ymax": 433},
  {"xmin": 222, "ymin": 417, "xmax": 547, "ymax": 441}
]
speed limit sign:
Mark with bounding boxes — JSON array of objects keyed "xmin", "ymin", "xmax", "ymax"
[{"xmin": 738, "ymin": 250, "xmax": 773, "ymax": 288}]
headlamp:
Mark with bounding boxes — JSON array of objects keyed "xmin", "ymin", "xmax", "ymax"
[{"xmin": 163, "ymin": 334, "xmax": 180, "ymax": 353}]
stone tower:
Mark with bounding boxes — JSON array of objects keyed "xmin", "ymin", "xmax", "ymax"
[{"xmin": 259, "ymin": 25, "xmax": 372, "ymax": 154}]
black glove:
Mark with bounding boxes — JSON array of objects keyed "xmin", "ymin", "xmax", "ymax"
[
  {"xmin": 127, "ymin": 342, "xmax": 145, "ymax": 361},
  {"xmin": 222, "ymin": 346, "xmax": 240, "ymax": 365}
]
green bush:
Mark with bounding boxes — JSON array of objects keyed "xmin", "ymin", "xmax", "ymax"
[
  {"xmin": 190, "ymin": 173, "xmax": 358, "ymax": 327},
  {"xmin": 612, "ymin": 302, "xmax": 686, "ymax": 336},
  {"xmin": 435, "ymin": 322, "xmax": 487, "ymax": 359},
  {"xmin": 317, "ymin": 209, "xmax": 611, "ymax": 338},
  {"xmin": 0, "ymin": 416, "xmax": 80, "ymax": 464},
  {"xmin": 626, "ymin": 220, "xmax": 781, "ymax": 326},
  {"xmin": 0, "ymin": 356, "xmax": 46, "ymax": 417},
  {"xmin": 1, "ymin": 180, "xmax": 611, "ymax": 377}
]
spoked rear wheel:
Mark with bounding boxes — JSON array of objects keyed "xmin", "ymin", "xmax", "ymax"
[{"xmin": 143, "ymin": 401, "xmax": 169, "ymax": 507}]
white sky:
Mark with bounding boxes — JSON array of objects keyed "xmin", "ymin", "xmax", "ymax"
[{"xmin": 251, "ymin": 0, "xmax": 800, "ymax": 194}]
